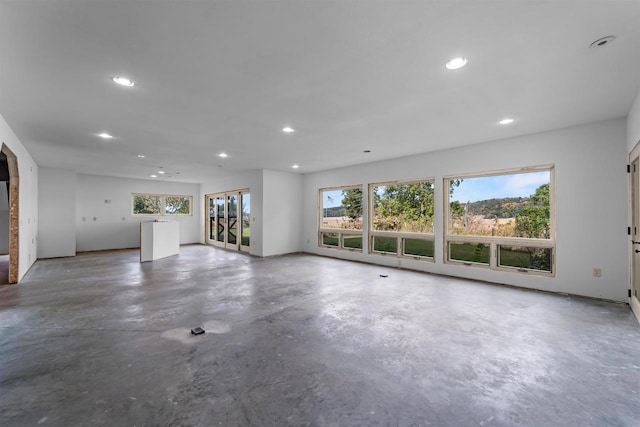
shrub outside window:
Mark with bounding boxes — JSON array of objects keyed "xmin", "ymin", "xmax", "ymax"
[
  {"xmin": 133, "ymin": 194, "xmax": 161, "ymax": 215},
  {"xmin": 319, "ymin": 186, "xmax": 363, "ymax": 251},
  {"xmin": 133, "ymin": 193, "xmax": 192, "ymax": 216},
  {"xmin": 445, "ymin": 166, "xmax": 554, "ymax": 274},
  {"xmin": 370, "ymin": 180, "xmax": 435, "ymax": 260}
]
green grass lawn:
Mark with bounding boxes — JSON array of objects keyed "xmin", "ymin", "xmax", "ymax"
[
  {"xmin": 324, "ymin": 234, "xmax": 433, "ymax": 257},
  {"xmin": 404, "ymin": 238, "xmax": 434, "ymax": 258},
  {"xmin": 321, "ymin": 234, "xmax": 548, "ymax": 271},
  {"xmin": 343, "ymin": 234, "xmax": 363, "ymax": 249},
  {"xmin": 373, "ymin": 236, "xmax": 397, "ymax": 253},
  {"xmin": 499, "ymin": 246, "xmax": 551, "ymax": 271},
  {"xmin": 322, "ymin": 233, "xmax": 363, "ymax": 249},
  {"xmin": 322, "ymin": 233, "xmax": 340, "ymax": 247},
  {"xmin": 241, "ymin": 226, "xmax": 250, "ymax": 246},
  {"xmin": 449, "ymin": 242, "xmax": 551, "ymax": 271},
  {"xmin": 449, "ymin": 242, "xmax": 490, "ymax": 264}
]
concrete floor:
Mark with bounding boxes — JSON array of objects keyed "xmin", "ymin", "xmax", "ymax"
[{"xmin": 0, "ymin": 246, "xmax": 638, "ymax": 427}]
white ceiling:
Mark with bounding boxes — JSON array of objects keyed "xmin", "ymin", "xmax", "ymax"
[{"xmin": 1, "ymin": 0, "xmax": 639, "ymax": 183}]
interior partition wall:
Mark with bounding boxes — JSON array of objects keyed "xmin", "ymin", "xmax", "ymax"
[{"xmin": 205, "ymin": 189, "xmax": 250, "ymax": 252}]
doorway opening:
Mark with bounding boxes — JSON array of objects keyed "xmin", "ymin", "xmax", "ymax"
[
  {"xmin": 205, "ymin": 189, "xmax": 250, "ymax": 252},
  {"xmin": 0, "ymin": 144, "xmax": 19, "ymax": 284}
]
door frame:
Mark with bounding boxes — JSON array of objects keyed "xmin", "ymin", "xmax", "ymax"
[
  {"xmin": 205, "ymin": 189, "xmax": 250, "ymax": 253},
  {"xmin": 629, "ymin": 142, "xmax": 640, "ymax": 324},
  {"xmin": 1, "ymin": 144, "xmax": 18, "ymax": 284}
]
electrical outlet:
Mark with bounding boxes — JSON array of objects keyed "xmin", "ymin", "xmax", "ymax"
[{"xmin": 593, "ymin": 268, "xmax": 602, "ymax": 278}]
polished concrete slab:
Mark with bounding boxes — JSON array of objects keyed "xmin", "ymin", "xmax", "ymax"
[{"xmin": 0, "ymin": 245, "xmax": 638, "ymax": 426}]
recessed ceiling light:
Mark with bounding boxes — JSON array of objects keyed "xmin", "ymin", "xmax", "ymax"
[
  {"xmin": 158, "ymin": 171, "xmax": 165, "ymax": 174},
  {"xmin": 589, "ymin": 36, "xmax": 616, "ymax": 48},
  {"xmin": 112, "ymin": 76, "xmax": 134, "ymax": 87},
  {"xmin": 282, "ymin": 127, "xmax": 295, "ymax": 133},
  {"xmin": 292, "ymin": 164, "xmax": 299, "ymax": 169},
  {"xmin": 137, "ymin": 154, "xmax": 145, "ymax": 158},
  {"xmin": 98, "ymin": 132, "xmax": 113, "ymax": 139},
  {"xmin": 499, "ymin": 118, "xmax": 515, "ymax": 125},
  {"xmin": 445, "ymin": 57, "xmax": 468, "ymax": 70},
  {"xmin": 150, "ymin": 174, "xmax": 157, "ymax": 178},
  {"xmin": 218, "ymin": 153, "xmax": 228, "ymax": 158}
]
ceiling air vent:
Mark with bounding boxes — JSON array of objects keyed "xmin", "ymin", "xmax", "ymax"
[{"xmin": 589, "ymin": 36, "xmax": 616, "ymax": 48}]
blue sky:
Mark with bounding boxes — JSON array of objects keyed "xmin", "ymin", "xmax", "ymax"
[
  {"xmin": 323, "ymin": 189, "xmax": 347, "ymax": 208},
  {"xmin": 450, "ymin": 171, "xmax": 550, "ymax": 203}
]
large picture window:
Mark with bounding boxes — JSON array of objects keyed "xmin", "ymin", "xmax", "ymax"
[
  {"xmin": 445, "ymin": 166, "xmax": 554, "ymax": 274},
  {"xmin": 133, "ymin": 193, "xmax": 192, "ymax": 216},
  {"xmin": 370, "ymin": 180, "xmax": 435, "ymax": 260},
  {"xmin": 319, "ymin": 186, "xmax": 363, "ymax": 251}
]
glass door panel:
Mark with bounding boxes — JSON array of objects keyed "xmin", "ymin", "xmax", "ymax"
[
  {"xmin": 216, "ymin": 196, "xmax": 225, "ymax": 243},
  {"xmin": 205, "ymin": 190, "xmax": 250, "ymax": 252},
  {"xmin": 241, "ymin": 193, "xmax": 250, "ymax": 251},
  {"xmin": 226, "ymin": 194, "xmax": 238, "ymax": 248},
  {"xmin": 209, "ymin": 197, "xmax": 216, "ymax": 240}
]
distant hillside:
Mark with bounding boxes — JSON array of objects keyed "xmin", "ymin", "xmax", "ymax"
[
  {"xmin": 324, "ymin": 206, "xmax": 346, "ymax": 217},
  {"xmin": 465, "ymin": 197, "xmax": 529, "ymax": 218}
]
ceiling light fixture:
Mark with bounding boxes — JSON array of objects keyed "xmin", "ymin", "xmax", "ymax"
[
  {"xmin": 150, "ymin": 174, "xmax": 157, "ymax": 178},
  {"xmin": 112, "ymin": 76, "xmax": 135, "ymax": 87},
  {"xmin": 137, "ymin": 154, "xmax": 145, "ymax": 158},
  {"xmin": 499, "ymin": 118, "xmax": 515, "ymax": 125},
  {"xmin": 98, "ymin": 132, "xmax": 113, "ymax": 139},
  {"xmin": 158, "ymin": 171, "xmax": 165, "ymax": 174},
  {"xmin": 445, "ymin": 57, "xmax": 468, "ymax": 70},
  {"xmin": 218, "ymin": 153, "xmax": 228, "ymax": 158},
  {"xmin": 282, "ymin": 127, "xmax": 295, "ymax": 133},
  {"xmin": 292, "ymin": 164, "xmax": 299, "ymax": 169}
]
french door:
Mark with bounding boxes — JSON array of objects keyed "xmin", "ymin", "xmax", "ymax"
[{"xmin": 206, "ymin": 190, "xmax": 250, "ymax": 252}]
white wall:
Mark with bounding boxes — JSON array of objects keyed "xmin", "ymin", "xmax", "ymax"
[
  {"xmin": 38, "ymin": 168, "xmax": 77, "ymax": 258},
  {"xmin": 76, "ymin": 174, "xmax": 200, "ymax": 252},
  {"xmin": 302, "ymin": 119, "xmax": 629, "ymax": 302},
  {"xmin": 628, "ymin": 89, "xmax": 640, "ymax": 152},
  {"xmin": 199, "ymin": 169, "xmax": 302, "ymax": 257},
  {"xmin": 262, "ymin": 169, "xmax": 303, "ymax": 257},
  {"xmin": 200, "ymin": 170, "xmax": 264, "ymax": 256},
  {"xmin": 0, "ymin": 113, "xmax": 39, "ymax": 281}
]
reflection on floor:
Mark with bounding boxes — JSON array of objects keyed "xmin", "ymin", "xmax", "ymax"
[
  {"xmin": 0, "ymin": 245, "xmax": 638, "ymax": 426},
  {"xmin": 0, "ymin": 254, "xmax": 8, "ymax": 285}
]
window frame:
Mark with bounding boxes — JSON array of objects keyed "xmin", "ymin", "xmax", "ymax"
[
  {"xmin": 132, "ymin": 193, "xmax": 193, "ymax": 216},
  {"xmin": 368, "ymin": 178, "xmax": 436, "ymax": 261},
  {"xmin": 444, "ymin": 165, "xmax": 555, "ymax": 276},
  {"xmin": 318, "ymin": 185, "xmax": 364, "ymax": 252}
]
